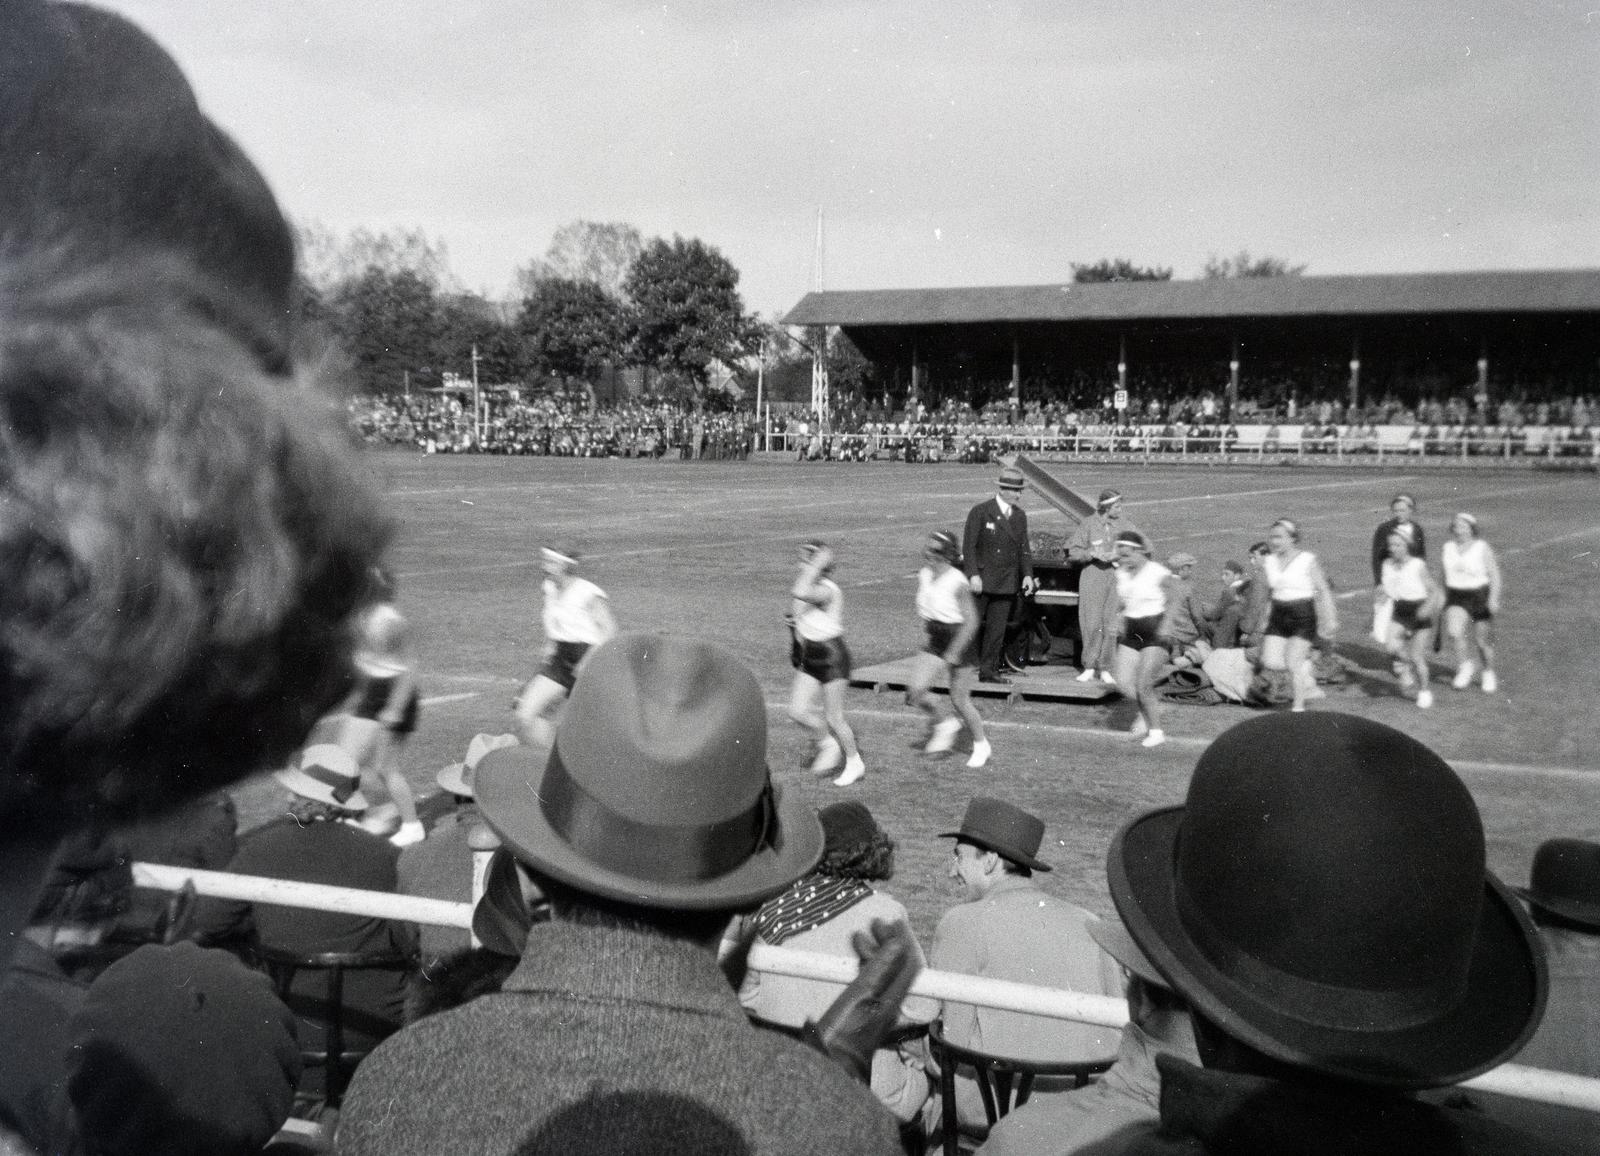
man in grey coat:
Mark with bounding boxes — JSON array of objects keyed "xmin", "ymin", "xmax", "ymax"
[{"xmin": 336, "ymin": 635, "xmax": 910, "ymax": 1155}]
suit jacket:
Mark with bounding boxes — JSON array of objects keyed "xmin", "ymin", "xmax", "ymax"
[
  {"xmin": 337, "ymin": 921, "xmax": 901, "ymax": 1155},
  {"xmin": 963, "ymin": 497, "xmax": 1032, "ymax": 596},
  {"xmin": 1370, "ymin": 518, "xmax": 1426, "ymax": 584}
]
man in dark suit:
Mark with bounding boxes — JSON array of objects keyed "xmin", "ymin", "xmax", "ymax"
[{"xmin": 963, "ymin": 465, "xmax": 1037, "ymax": 683}]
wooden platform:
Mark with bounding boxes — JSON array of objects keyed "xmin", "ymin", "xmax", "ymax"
[{"xmin": 849, "ymin": 656, "xmax": 1118, "ymax": 705}]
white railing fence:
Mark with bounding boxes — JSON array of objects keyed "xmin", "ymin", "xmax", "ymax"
[{"xmin": 129, "ymin": 863, "xmax": 1600, "ymax": 1115}]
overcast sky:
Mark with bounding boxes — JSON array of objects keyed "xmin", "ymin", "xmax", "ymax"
[{"xmin": 104, "ymin": 1, "xmax": 1598, "ymax": 316}]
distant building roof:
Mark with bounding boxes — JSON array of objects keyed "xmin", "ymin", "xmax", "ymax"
[{"xmin": 782, "ymin": 270, "xmax": 1600, "ymax": 327}]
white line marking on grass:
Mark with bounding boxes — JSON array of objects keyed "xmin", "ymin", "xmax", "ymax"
[
  {"xmin": 782, "ymin": 702, "xmax": 1598, "ymax": 779},
  {"xmin": 1509, "ymin": 526, "xmax": 1600, "ymax": 553},
  {"xmin": 1125, "ymin": 477, "xmax": 1412, "ymax": 509},
  {"xmin": 420, "ymin": 692, "xmax": 482, "ymax": 707}
]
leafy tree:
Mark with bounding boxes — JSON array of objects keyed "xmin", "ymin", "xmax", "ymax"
[
  {"xmin": 330, "ymin": 267, "xmax": 442, "ymax": 393},
  {"xmin": 297, "ymin": 221, "xmax": 454, "ymax": 294},
  {"xmin": 435, "ymin": 292, "xmax": 521, "ymax": 384},
  {"xmin": 515, "ymin": 277, "xmax": 628, "ymax": 385},
  {"xmin": 827, "ymin": 330, "xmax": 877, "ymax": 401},
  {"xmin": 1070, "ymin": 258, "xmax": 1173, "ymax": 283},
  {"xmin": 513, "ymin": 220, "xmax": 643, "ymax": 300},
  {"xmin": 1202, "ymin": 250, "xmax": 1308, "ymax": 278},
  {"xmin": 624, "ymin": 236, "xmax": 757, "ymax": 388}
]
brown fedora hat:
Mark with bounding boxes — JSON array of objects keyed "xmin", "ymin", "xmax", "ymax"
[
  {"xmin": 1519, "ymin": 838, "xmax": 1600, "ymax": 931},
  {"xmin": 476, "ymin": 634, "xmax": 822, "ymax": 911},
  {"xmin": 1108, "ymin": 712, "xmax": 1544, "ymax": 1089},
  {"xmin": 939, "ymin": 796, "xmax": 1052, "ymax": 872}
]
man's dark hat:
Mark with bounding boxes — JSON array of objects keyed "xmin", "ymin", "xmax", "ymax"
[
  {"xmin": 477, "ymin": 634, "xmax": 823, "ymax": 910},
  {"xmin": 1108, "ymin": 713, "xmax": 1545, "ymax": 1090},
  {"xmin": 1519, "ymin": 838, "xmax": 1600, "ymax": 932},
  {"xmin": 1, "ymin": 0, "xmax": 297, "ymax": 370},
  {"xmin": 940, "ymin": 796, "xmax": 1052, "ymax": 872}
]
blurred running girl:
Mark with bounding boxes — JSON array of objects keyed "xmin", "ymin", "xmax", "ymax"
[
  {"xmin": 1442, "ymin": 512, "xmax": 1502, "ymax": 694},
  {"xmin": 907, "ymin": 531, "xmax": 991, "ymax": 769},
  {"xmin": 788, "ymin": 542, "xmax": 868, "ymax": 786},
  {"xmin": 513, "ymin": 547, "xmax": 615, "ymax": 747},
  {"xmin": 334, "ymin": 588, "xmax": 427, "ymax": 846},
  {"xmin": 1377, "ymin": 530, "xmax": 1444, "ymax": 708},
  {"xmin": 1258, "ymin": 519, "xmax": 1338, "ymax": 713},
  {"xmin": 1114, "ymin": 530, "xmax": 1177, "ymax": 749}
]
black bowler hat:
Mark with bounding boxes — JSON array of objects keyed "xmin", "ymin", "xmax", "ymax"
[
  {"xmin": 1108, "ymin": 712, "xmax": 1545, "ymax": 1089},
  {"xmin": 477, "ymin": 634, "xmax": 823, "ymax": 911},
  {"xmin": 940, "ymin": 796, "xmax": 1052, "ymax": 872},
  {"xmin": 1519, "ymin": 838, "xmax": 1600, "ymax": 932}
]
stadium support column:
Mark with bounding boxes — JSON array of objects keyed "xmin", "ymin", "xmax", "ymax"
[
  {"xmin": 810, "ymin": 325, "xmax": 830, "ymax": 430},
  {"xmin": 1476, "ymin": 337, "xmax": 1490, "ymax": 405},
  {"xmin": 910, "ymin": 339, "xmax": 922, "ymax": 411},
  {"xmin": 1012, "ymin": 332, "xmax": 1021, "ymax": 413},
  {"xmin": 1229, "ymin": 339, "xmax": 1240, "ymax": 416},
  {"xmin": 1349, "ymin": 334, "xmax": 1361, "ymax": 412},
  {"xmin": 1118, "ymin": 334, "xmax": 1128, "ymax": 392}
]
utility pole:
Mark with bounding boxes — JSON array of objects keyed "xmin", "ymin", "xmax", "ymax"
[
  {"xmin": 810, "ymin": 208, "xmax": 830, "ymax": 430},
  {"xmin": 471, "ymin": 343, "xmax": 481, "ymax": 446}
]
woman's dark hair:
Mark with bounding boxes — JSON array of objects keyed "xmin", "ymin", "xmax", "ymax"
[
  {"xmin": 0, "ymin": 252, "xmax": 393, "ymax": 838},
  {"xmin": 818, "ymin": 831, "xmax": 896, "ymax": 881}
]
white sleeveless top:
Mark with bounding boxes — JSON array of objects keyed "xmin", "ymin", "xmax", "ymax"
[
  {"xmin": 542, "ymin": 576, "xmax": 608, "ymax": 644},
  {"xmin": 1116, "ymin": 560, "xmax": 1171, "ymax": 619},
  {"xmin": 794, "ymin": 578, "xmax": 844, "ymax": 641},
  {"xmin": 1442, "ymin": 539, "xmax": 1491, "ymax": 590},
  {"xmin": 917, "ymin": 565, "xmax": 968, "ymax": 625},
  {"xmin": 1381, "ymin": 556, "xmax": 1430, "ymax": 602},
  {"xmin": 1265, "ymin": 550, "xmax": 1316, "ymax": 602}
]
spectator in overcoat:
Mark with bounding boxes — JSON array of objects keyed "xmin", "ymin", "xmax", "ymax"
[{"xmin": 963, "ymin": 465, "xmax": 1037, "ymax": 683}]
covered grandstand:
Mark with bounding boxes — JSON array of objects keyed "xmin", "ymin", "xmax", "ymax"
[{"xmin": 782, "ymin": 270, "xmax": 1600, "ymax": 416}]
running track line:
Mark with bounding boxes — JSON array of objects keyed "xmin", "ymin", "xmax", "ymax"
[{"xmin": 795, "ymin": 704, "xmax": 1597, "ymax": 780}]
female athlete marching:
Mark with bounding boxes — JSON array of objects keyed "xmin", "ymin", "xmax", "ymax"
[
  {"xmin": 1258, "ymin": 518, "xmax": 1338, "ymax": 713},
  {"xmin": 1377, "ymin": 529, "xmax": 1444, "ymax": 708},
  {"xmin": 513, "ymin": 547, "xmax": 616, "ymax": 747},
  {"xmin": 788, "ymin": 541, "xmax": 868, "ymax": 786},
  {"xmin": 907, "ymin": 531, "xmax": 992, "ymax": 769},
  {"xmin": 1442, "ymin": 512, "xmax": 1503, "ymax": 693},
  {"xmin": 1113, "ymin": 530, "xmax": 1178, "ymax": 748}
]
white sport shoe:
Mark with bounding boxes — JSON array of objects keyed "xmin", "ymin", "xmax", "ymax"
[
  {"xmin": 832, "ymin": 756, "xmax": 866, "ymax": 787},
  {"xmin": 1075, "ymin": 668, "xmax": 1098, "ymax": 683},
  {"xmin": 390, "ymin": 820, "xmax": 427, "ymax": 848},
  {"xmin": 1481, "ymin": 670, "xmax": 1498, "ymax": 694},
  {"xmin": 1416, "ymin": 689, "xmax": 1434, "ymax": 709},
  {"xmin": 1140, "ymin": 729, "xmax": 1167, "ymax": 749},
  {"xmin": 1099, "ymin": 670, "xmax": 1118, "ymax": 687},
  {"xmin": 924, "ymin": 717, "xmax": 962, "ymax": 754},
  {"xmin": 966, "ymin": 740, "xmax": 992, "ymax": 769},
  {"xmin": 1452, "ymin": 661, "xmax": 1476, "ymax": 690},
  {"xmin": 809, "ymin": 735, "xmax": 843, "ymax": 774}
]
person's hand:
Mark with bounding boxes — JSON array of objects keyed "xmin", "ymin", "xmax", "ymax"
[
  {"xmin": 801, "ymin": 918, "xmax": 923, "ymax": 1084},
  {"xmin": 968, "ymin": 574, "xmax": 983, "ymax": 595},
  {"xmin": 1022, "ymin": 576, "xmax": 1038, "ymax": 596},
  {"xmin": 1317, "ymin": 617, "xmax": 1339, "ymax": 641}
]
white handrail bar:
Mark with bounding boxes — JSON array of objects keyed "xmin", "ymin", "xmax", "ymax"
[{"xmin": 130, "ymin": 863, "xmax": 1600, "ymax": 1113}]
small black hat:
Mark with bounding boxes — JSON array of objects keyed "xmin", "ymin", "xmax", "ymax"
[{"xmin": 940, "ymin": 796, "xmax": 1052, "ymax": 872}]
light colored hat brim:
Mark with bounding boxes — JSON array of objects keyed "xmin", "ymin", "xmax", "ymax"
[
  {"xmin": 436, "ymin": 763, "xmax": 472, "ymax": 797},
  {"xmin": 477, "ymin": 744, "xmax": 823, "ymax": 911}
]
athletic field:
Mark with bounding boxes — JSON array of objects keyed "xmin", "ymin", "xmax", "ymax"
[{"xmin": 236, "ymin": 453, "xmax": 1600, "ymax": 945}]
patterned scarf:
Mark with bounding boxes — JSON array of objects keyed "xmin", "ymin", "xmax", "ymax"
[{"xmin": 751, "ymin": 872, "xmax": 873, "ymax": 945}]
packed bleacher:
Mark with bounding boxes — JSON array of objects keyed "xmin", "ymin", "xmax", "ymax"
[{"xmin": 347, "ymin": 392, "xmax": 759, "ymax": 459}]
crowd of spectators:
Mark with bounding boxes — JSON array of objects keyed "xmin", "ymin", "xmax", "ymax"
[{"xmin": 347, "ymin": 391, "xmax": 758, "ymax": 460}]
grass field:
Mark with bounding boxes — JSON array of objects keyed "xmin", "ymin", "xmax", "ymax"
[{"xmin": 234, "ymin": 453, "xmax": 1600, "ymax": 946}]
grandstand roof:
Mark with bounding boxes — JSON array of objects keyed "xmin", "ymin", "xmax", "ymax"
[{"xmin": 782, "ymin": 269, "xmax": 1600, "ymax": 327}]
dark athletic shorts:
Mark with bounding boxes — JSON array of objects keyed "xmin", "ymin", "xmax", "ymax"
[
  {"xmin": 1391, "ymin": 598, "xmax": 1430, "ymax": 633},
  {"xmin": 923, "ymin": 620, "xmax": 977, "ymax": 668},
  {"xmin": 350, "ymin": 677, "xmax": 421, "ymax": 736},
  {"xmin": 1445, "ymin": 587, "xmax": 1493, "ymax": 622},
  {"xmin": 1120, "ymin": 614, "xmax": 1166, "ymax": 651},
  {"xmin": 1266, "ymin": 598, "xmax": 1318, "ymax": 642},
  {"xmin": 798, "ymin": 636, "xmax": 852, "ymax": 683},
  {"xmin": 539, "ymin": 641, "xmax": 591, "ymax": 691}
]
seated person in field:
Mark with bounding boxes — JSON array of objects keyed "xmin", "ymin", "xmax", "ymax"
[
  {"xmin": 1511, "ymin": 838, "xmax": 1600, "ymax": 1079},
  {"xmin": 397, "ymin": 732, "xmax": 520, "ymax": 971},
  {"xmin": 1236, "ymin": 542, "xmax": 1273, "ymax": 653},
  {"xmin": 737, "ymin": 801, "xmax": 938, "ymax": 1122},
  {"xmin": 1206, "ymin": 560, "xmax": 1248, "ymax": 649},
  {"xmin": 978, "ymin": 919, "xmax": 1200, "ymax": 1156},
  {"xmin": 1099, "ymin": 713, "xmax": 1568, "ymax": 1155},
  {"xmin": 916, "ymin": 797, "xmax": 1123, "ymax": 1140},
  {"xmin": 194, "ymin": 747, "xmax": 418, "ymax": 1101},
  {"xmin": 1161, "ymin": 553, "xmax": 1210, "ymax": 661}
]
